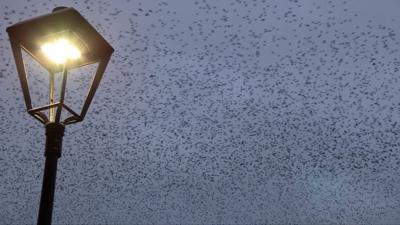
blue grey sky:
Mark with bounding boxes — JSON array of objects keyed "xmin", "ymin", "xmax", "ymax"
[{"xmin": 1, "ymin": 0, "xmax": 400, "ymax": 224}]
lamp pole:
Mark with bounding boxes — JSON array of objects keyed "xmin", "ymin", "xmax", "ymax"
[{"xmin": 37, "ymin": 122, "xmax": 64, "ymax": 225}]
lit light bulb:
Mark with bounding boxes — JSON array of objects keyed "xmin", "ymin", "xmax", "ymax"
[{"xmin": 41, "ymin": 39, "xmax": 81, "ymax": 64}]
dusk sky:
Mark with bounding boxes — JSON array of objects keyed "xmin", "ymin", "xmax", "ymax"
[{"xmin": 1, "ymin": 0, "xmax": 400, "ymax": 224}]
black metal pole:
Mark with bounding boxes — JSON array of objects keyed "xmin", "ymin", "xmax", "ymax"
[{"xmin": 37, "ymin": 122, "xmax": 65, "ymax": 225}]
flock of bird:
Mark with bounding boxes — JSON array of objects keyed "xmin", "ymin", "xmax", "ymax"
[{"xmin": 1, "ymin": 0, "xmax": 400, "ymax": 224}]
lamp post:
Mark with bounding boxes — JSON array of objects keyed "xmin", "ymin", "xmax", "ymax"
[{"xmin": 6, "ymin": 7, "xmax": 114, "ymax": 225}]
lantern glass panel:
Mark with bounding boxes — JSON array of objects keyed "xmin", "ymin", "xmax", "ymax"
[
  {"xmin": 20, "ymin": 40, "xmax": 99, "ymax": 123},
  {"xmin": 63, "ymin": 62, "xmax": 99, "ymax": 116},
  {"xmin": 21, "ymin": 49, "xmax": 49, "ymax": 113}
]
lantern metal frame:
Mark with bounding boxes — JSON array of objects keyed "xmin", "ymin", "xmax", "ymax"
[{"xmin": 6, "ymin": 7, "xmax": 114, "ymax": 125}]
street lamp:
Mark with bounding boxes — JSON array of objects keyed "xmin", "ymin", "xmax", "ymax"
[{"xmin": 6, "ymin": 7, "xmax": 114, "ymax": 225}]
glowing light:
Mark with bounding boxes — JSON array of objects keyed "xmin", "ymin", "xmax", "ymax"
[{"xmin": 41, "ymin": 39, "xmax": 81, "ymax": 64}]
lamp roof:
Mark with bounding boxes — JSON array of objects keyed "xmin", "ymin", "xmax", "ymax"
[{"xmin": 6, "ymin": 7, "xmax": 114, "ymax": 73}]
